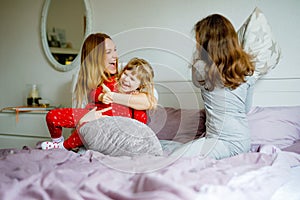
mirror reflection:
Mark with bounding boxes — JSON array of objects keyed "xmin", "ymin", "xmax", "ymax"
[{"xmin": 46, "ymin": 0, "xmax": 85, "ymax": 65}]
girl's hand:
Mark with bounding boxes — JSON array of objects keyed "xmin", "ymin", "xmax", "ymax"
[
  {"xmin": 99, "ymin": 83, "xmax": 113, "ymax": 104},
  {"xmin": 78, "ymin": 107, "xmax": 112, "ymax": 126},
  {"xmin": 102, "ymin": 92, "xmax": 114, "ymax": 104},
  {"xmin": 102, "ymin": 83, "xmax": 111, "ymax": 92},
  {"xmin": 130, "ymin": 91, "xmax": 139, "ymax": 95}
]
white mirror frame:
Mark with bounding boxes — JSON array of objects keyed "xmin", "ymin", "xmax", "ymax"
[{"xmin": 41, "ymin": 0, "xmax": 92, "ymax": 72}]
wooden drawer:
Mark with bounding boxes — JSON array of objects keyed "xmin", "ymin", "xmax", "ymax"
[
  {"xmin": 0, "ymin": 112, "xmax": 50, "ymax": 148},
  {"xmin": 0, "ymin": 112, "xmax": 49, "ymax": 137},
  {"xmin": 0, "ymin": 134, "xmax": 49, "ymax": 149}
]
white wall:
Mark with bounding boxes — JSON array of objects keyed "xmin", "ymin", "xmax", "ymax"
[
  {"xmin": 0, "ymin": 0, "xmax": 74, "ymax": 108},
  {"xmin": 0, "ymin": 0, "xmax": 299, "ymax": 110}
]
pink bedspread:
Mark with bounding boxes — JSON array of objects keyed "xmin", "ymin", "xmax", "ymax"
[{"xmin": 0, "ymin": 146, "xmax": 299, "ymax": 200}]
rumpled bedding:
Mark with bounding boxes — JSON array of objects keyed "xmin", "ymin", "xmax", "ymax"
[{"xmin": 0, "ymin": 146, "xmax": 299, "ymax": 200}]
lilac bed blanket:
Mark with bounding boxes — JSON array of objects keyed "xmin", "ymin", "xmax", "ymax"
[{"xmin": 0, "ymin": 146, "xmax": 299, "ymax": 200}]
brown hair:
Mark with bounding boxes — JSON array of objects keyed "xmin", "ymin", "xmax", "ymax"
[
  {"xmin": 118, "ymin": 57, "xmax": 156, "ymax": 109},
  {"xmin": 193, "ymin": 14, "xmax": 254, "ymax": 91},
  {"xmin": 73, "ymin": 33, "xmax": 118, "ymax": 107}
]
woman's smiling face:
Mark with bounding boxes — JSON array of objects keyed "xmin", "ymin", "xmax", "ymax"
[{"xmin": 104, "ymin": 38, "xmax": 118, "ymax": 75}]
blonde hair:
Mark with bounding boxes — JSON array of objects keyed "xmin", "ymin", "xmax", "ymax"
[
  {"xmin": 193, "ymin": 14, "xmax": 255, "ymax": 91},
  {"xmin": 118, "ymin": 57, "xmax": 156, "ymax": 109},
  {"xmin": 73, "ymin": 33, "xmax": 118, "ymax": 107}
]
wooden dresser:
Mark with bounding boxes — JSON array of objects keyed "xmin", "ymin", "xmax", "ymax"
[{"xmin": 0, "ymin": 111, "xmax": 50, "ymax": 149}]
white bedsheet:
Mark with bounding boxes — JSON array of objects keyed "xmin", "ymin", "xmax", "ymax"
[{"xmin": 271, "ymin": 165, "xmax": 300, "ymax": 200}]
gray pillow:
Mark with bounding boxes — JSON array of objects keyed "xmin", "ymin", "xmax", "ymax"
[
  {"xmin": 79, "ymin": 116, "xmax": 163, "ymax": 156},
  {"xmin": 147, "ymin": 106, "xmax": 206, "ymax": 143}
]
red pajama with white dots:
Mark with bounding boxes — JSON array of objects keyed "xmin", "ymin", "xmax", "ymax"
[{"xmin": 46, "ymin": 77, "xmax": 147, "ymax": 150}]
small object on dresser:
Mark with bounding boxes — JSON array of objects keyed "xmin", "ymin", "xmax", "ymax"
[
  {"xmin": 27, "ymin": 84, "xmax": 41, "ymax": 106},
  {"xmin": 38, "ymin": 99, "xmax": 50, "ymax": 107}
]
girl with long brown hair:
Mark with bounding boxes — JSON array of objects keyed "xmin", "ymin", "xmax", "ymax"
[{"xmin": 168, "ymin": 14, "xmax": 256, "ymax": 159}]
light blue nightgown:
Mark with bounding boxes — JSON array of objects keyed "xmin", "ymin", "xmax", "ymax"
[{"xmin": 161, "ymin": 61, "xmax": 257, "ymax": 160}]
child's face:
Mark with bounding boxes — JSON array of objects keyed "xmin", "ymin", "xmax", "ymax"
[
  {"xmin": 104, "ymin": 38, "xmax": 118, "ymax": 75},
  {"xmin": 119, "ymin": 70, "xmax": 141, "ymax": 93}
]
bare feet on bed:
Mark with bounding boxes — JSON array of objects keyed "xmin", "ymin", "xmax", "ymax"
[
  {"xmin": 259, "ymin": 144, "xmax": 281, "ymax": 155},
  {"xmin": 41, "ymin": 141, "xmax": 65, "ymax": 150}
]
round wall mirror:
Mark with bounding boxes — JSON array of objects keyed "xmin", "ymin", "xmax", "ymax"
[{"xmin": 41, "ymin": 0, "xmax": 92, "ymax": 72}]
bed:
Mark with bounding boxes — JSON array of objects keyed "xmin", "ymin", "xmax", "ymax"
[
  {"xmin": 1, "ymin": 105, "xmax": 300, "ymax": 200},
  {"xmin": 1, "ymin": 7, "xmax": 299, "ymax": 200}
]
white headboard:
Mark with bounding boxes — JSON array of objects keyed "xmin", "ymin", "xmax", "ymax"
[{"xmin": 155, "ymin": 78, "xmax": 300, "ymax": 109}]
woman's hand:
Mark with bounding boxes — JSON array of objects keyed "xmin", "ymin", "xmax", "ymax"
[{"xmin": 78, "ymin": 107, "xmax": 112, "ymax": 126}]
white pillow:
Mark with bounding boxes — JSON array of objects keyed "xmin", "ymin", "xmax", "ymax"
[
  {"xmin": 237, "ymin": 7, "xmax": 281, "ymax": 80},
  {"xmin": 79, "ymin": 116, "xmax": 163, "ymax": 157}
]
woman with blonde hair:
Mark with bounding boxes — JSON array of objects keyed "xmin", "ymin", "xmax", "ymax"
[
  {"xmin": 42, "ymin": 33, "xmax": 157, "ymax": 150},
  {"xmin": 83, "ymin": 57, "xmax": 157, "ymax": 126}
]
